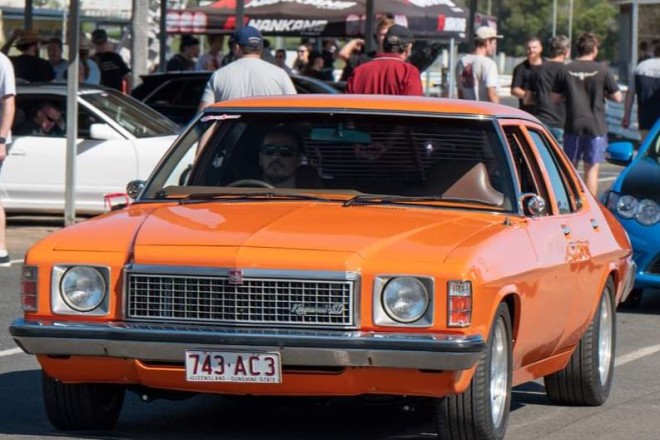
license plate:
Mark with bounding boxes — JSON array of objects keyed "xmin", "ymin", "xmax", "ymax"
[{"xmin": 185, "ymin": 350, "xmax": 282, "ymax": 383}]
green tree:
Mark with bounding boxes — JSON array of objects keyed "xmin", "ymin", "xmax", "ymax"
[{"xmin": 494, "ymin": 0, "xmax": 618, "ymax": 60}]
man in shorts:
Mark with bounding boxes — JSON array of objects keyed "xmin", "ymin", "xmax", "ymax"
[
  {"xmin": 551, "ymin": 32, "xmax": 622, "ymax": 195},
  {"xmin": 0, "ymin": 51, "xmax": 15, "ymax": 266}
]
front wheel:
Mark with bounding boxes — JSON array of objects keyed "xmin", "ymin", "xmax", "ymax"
[
  {"xmin": 434, "ymin": 302, "xmax": 513, "ymax": 440},
  {"xmin": 544, "ymin": 279, "xmax": 616, "ymax": 406},
  {"xmin": 42, "ymin": 372, "xmax": 125, "ymax": 430}
]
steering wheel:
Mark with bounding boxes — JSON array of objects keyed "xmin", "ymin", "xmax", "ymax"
[{"xmin": 226, "ymin": 179, "xmax": 274, "ymax": 188}]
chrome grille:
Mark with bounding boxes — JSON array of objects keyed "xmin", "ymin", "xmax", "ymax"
[{"xmin": 126, "ymin": 271, "xmax": 355, "ymax": 328}]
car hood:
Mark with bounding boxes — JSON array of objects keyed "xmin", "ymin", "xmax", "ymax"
[
  {"xmin": 620, "ymin": 156, "xmax": 660, "ymax": 203},
  {"xmin": 45, "ymin": 202, "xmax": 506, "ymax": 264}
]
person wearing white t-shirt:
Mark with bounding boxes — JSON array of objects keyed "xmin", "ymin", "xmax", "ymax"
[
  {"xmin": 198, "ymin": 26, "xmax": 297, "ymax": 110},
  {"xmin": 455, "ymin": 26, "xmax": 502, "ymax": 103},
  {"xmin": 0, "ymin": 52, "xmax": 16, "ymax": 267}
]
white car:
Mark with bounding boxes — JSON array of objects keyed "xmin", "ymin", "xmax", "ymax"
[{"xmin": 2, "ymin": 83, "xmax": 180, "ymax": 215}]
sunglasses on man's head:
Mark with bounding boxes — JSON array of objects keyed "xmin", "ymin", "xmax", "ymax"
[{"xmin": 261, "ymin": 144, "xmax": 297, "ymax": 157}]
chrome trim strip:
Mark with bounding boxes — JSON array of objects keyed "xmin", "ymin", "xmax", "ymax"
[
  {"xmin": 10, "ymin": 319, "xmax": 484, "ymax": 371},
  {"xmin": 620, "ymin": 259, "xmax": 637, "ymax": 303}
]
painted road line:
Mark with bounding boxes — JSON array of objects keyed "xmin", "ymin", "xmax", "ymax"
[
  {"xmin": 615, "ymin": 344, "xmax": 660, "ymax": 367},
  {"xmin": 0, "ymin": 347, "xmax": 22, "ymax": 357}
]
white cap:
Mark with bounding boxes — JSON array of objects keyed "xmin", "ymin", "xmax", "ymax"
[{"xmin": 475, "ymin": 26, "xmax": 503, "ymax": 40}]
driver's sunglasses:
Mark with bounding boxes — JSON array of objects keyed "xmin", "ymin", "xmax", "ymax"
[
  {"xmin": 261, "ymin": 144, "xmax": 297, "ymax": 157},
  {"xmin": 40, "ymin": 110, "xmax": 60, "ymax": 123}
]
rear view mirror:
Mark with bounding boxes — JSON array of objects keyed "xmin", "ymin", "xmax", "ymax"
[
  {"xmin": 310, "ymin": 125, "xmax": 371, "ymax": 145},
  {"xmin": 605, "ymin": 141, "xmax": 634, "ymax": 166},
  {"xmin": 90, "ymin": 123, "xmax": 122, "ymax": 141}
]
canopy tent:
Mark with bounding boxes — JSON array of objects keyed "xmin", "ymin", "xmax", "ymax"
[{"xmin": 166, "ymin": 0, "xmax": 469, "ymax": 41}]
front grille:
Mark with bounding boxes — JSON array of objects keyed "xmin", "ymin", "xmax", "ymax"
[{"xmin": 126, "ymin": 271, "xmax": 356, "ymax": 328}]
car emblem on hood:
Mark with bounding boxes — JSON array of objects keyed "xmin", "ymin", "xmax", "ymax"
[{"xmin": 228, "ymin": 269, "xmax": 243, "ymax": 285}]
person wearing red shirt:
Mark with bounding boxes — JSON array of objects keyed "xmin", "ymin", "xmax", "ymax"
[{"xmin": 346, "ymin": 25, "xmax": 423, "ymax": 96}]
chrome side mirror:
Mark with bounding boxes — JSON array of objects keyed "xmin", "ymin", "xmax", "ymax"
[
  {"xmin": 520, "ymin": 193, "xmax": 547, "ymax": 217},
  {"xmin": 126, "ymin": 180, "xmax": 145, "ymax": 199}
]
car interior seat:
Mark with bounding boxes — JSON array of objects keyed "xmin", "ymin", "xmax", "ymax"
[{"xmin": 425, "ymin": 160, "xmax": 504, "ymax": 206}]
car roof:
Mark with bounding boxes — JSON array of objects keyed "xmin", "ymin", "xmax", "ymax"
[
  {"xmin": 207, "ymin": 95, "xmax": 536, "ymax": 120},
  {"xmin": 16, "ymin": 81, "xmax": 115, "ymax": 94}
]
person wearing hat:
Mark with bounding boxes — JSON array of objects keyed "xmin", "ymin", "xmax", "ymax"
[
  {"xmin": 7, "ymin": 29, "xmax": 55, "ymax": 83},
  {"xmin": 345, "ymin": 24, "xmax": 422, "ymax": 96},
  {"xmin": 91, "ymin": 28, "xmax": 131, "ymax": 92},
  {"xmin": 455, "ymin": 25, "xmax": 502, "ymax": 103},
  {"xmin": 198, "ymin": 26, "xmax": 296, "ymax": 110},
  {"xmin": 166, "ymin": 34, "xmax": 200, "ymax": 72}
]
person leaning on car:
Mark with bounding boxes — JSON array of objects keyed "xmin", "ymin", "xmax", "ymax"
[
  {"xmin": 345, "ymin": 25, "xmax": 423, "ymax": 96},
  {"xmin": 198, "ymin": 26, "xmax": 296, "ymax": 111}
]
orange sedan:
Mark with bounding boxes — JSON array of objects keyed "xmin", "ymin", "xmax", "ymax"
[{"xmin": 11, "ymin": 95, "xmax": 635, "ymax": 439}]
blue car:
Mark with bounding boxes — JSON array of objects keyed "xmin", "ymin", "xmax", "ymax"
[{"xmin": 604, "ymin": 119, "xmax": 660, "ymax": 307}]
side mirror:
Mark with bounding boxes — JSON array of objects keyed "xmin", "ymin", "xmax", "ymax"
[
  {"xmin": 90, "ymin": 123, "xmax": 123, "ymax": 141},
  {"xmin": 605, "ymin": 141, "xmax": 634, "ymax": 166},
  {"xmin": 126, "ymin": 180, "xmax": 145, "ymax": 199},
  {"xmin": 520, "ymin": 193, "xmax": 547, "ymax": 217}
]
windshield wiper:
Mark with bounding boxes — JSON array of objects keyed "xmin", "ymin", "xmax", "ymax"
[
  {"xmin": 343, "ymin": 195, "xmax": 498, "ymax": 207},
  {"xmin": 179, "ymin": 192, "xmax": 336, "ymax": 205}
]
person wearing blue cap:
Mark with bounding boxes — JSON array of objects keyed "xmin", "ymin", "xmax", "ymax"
[{"xmin": 198, "ymin": 26, "xmax": 296, "ymax": 109}]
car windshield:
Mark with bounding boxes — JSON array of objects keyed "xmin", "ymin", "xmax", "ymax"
[
  {"xmin": 83, "ymin": 90, "xmax": 179, "ymax": 138},
  {"xmin": 141, "ymin": 111, "xmax": 515, "ymax": 211}
]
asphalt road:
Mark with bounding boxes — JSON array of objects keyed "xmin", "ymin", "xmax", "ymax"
[{"xmin": 1, "ymin": 164, "xmax": 659, "ymax": 440}]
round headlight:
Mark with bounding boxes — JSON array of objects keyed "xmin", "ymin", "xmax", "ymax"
[
  {"xmin": 636, "ymin": 199, "xmax": 660, "ymax": 226},
  {"xmin": 382, "ymin": 277, "xmax": 429, "ymax": 323},
  {"xmin": 616, "ymin": 195, "xmax": 638, "ymax": 219},
  {"xmin": 60, "ymin": 267, "xmax": 107, "ymax": 312}
]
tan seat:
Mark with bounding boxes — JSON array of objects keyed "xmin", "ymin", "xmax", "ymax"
[{"xmin": 425, "ymin": 161, "xmax": 504, "ymax": 206}]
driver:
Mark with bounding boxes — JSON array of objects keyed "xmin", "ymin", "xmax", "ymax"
[{"xmin": 259, "ymin": 127, "xmax": 303, "ymax": 188}]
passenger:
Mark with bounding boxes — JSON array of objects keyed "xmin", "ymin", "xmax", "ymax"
[{"xmin": 20, "ymin": 101, "xmax": 65, "ymax": 136}]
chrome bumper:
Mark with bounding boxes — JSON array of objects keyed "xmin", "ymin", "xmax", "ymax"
[{"xmin": 10, "ymin": 318, "xmax": 484, "ymax": 371}]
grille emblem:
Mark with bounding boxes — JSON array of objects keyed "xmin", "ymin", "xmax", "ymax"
[
  {"xmin": 291, "ymin": 303, "xmax": 345, "ymax": 316},
  {"xmin": 228, "ymin": 269, "xmax": 243, "ymax": 285}
]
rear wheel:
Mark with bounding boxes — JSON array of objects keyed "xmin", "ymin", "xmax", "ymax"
[
  {"xmin": 434, "ymin": 302, "xmax": 512, "ymax": 440},
  {"xmin": 544, "ymin": 279, "xmax": 615, "ymax": 406},
  {"xmin": 42, "ymin": 372, "xmax": 125, "ymax": 430}
]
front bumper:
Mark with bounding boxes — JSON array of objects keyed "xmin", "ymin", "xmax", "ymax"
[{"xmin": 10, "ymin": 319, "xmax": 484, "ymax": 371}]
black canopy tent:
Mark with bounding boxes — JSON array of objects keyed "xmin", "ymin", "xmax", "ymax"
[{"xmin": 166, "ymin": 0, "xmax": 469, "ymax": 41}]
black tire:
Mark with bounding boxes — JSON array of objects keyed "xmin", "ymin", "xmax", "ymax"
[
  {"xmin": 434, "ymin": 303, "xmax": 513, "ymax": 440},
  {"xmin": 618, "ymin": 288, "xmax": 643, "ymax": 309},
  {"xmin": 544, "ymin": 279, "xmax": 616, "ymax": 406},
  {"xmin": 42, "ymin": 371, "xmax": 125, "ymax": 430}
]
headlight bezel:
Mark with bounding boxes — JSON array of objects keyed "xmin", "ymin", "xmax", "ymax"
[
  {"xmin": 606, "ymin": 191, "xmax": 660, "ymax": 226},
  {"xmin": 51, "ymin": 265, "xmax": 110, "ymax": 315},
  {"xmin": 373, "ymin": 275, "xmax": 433, "ymax": 327}
]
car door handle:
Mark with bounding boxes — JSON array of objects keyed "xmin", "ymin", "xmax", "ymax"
[
  {"xmin": 9, "ymin": 150, "xmax": 26, "ymax": 156},
  {"xmin": 561, "ymin": 224, "xmax": 571, "ymax": 236},
  {"xmin": 590, "ymin": 218, "xmax": 599, "ymax": 230}
]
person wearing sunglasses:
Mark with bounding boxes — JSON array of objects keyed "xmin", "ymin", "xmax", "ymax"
[
  {"xmin": 20, "ymin": 101, "xmax": 64, "ymax": 136},
  {"xmin": 258, "ymin": 127, "xmax": 303, "ymax": 188}
]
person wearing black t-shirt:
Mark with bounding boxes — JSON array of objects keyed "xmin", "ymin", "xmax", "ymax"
[
  {"xmin": 91, "ymin": 29, "xmax": 131, "ymax": 92},
  {"xmin": 529, "ymin": 35, "xmax": 571, "ymax": 145},
  {"xmin": 551, "ymin": 32, "xmax": 622, "ymax": 196},
  {"xmin": 8, "ymin": 30, "xmax": 55, "ymax": 83},
  {"xmin": 511, "ymin": 37, "xmax": 543, "ymax": 113},
  {"xmin": 166, "ymin": 35, "xmax": 200, "ymax": 72}
]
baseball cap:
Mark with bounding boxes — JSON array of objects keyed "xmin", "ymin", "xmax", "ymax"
[
  {"xmin": 231, "ymin": 26, "xmax": 263, "ymax": 49},
  {"xmin": 91, "ymin": 29, "xmax": 108, "ymax": 44},
  {"xmin": 384, "ymin": 25, "xmax": 414, "ymax": 51},
  {"xmin": 474, "ymin": 26, "xmax": 503, "ymax": 40}
]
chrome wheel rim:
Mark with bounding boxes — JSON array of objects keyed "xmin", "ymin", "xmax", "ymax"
[
  {"xmin": 490, "ymin": 319, "xmax": 509, "ymax": 427},
  {"xmin": 598, "ymin": 293, "xmax": 613, "ymax": 385}
]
